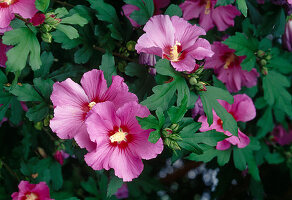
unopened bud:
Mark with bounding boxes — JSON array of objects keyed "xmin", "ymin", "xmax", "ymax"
[
  {"xmin": 189, "ymin": 77, "xmax": 198, "ymax": 85},
  {"xmin": 162, "ymin": 128, "xmax": 173, "ymax": 136},
  {"xmin": 170, "ymin": 124, "xmax": 179, "ymax": 132},
  {"xmin": 126, "ymin": 41, "xmax": 136, "ymax": 51},
  {"xmin": 42, "ymin": 33, "xmax": 52, "ymax": 43},
  {"xmin": 260, "ymin": 59, "xmax": 267, "ymax": 66},
  {"xmin": 34, "ymin": 121, "xmax": 43, "ymax": 130},
  {"xmin": 266, "ymin": 54, "xmax": 272, "ymax": 60},
  {"xmin": 37, "ymin": 147, "xmax": 47, "ymax": 158},
  {"xmin": 261, "ymin": 67, "xmax": 268, "ymax": 75},
  {"xmin": 43, "ymin": 115, "xmax": 50, "ymax": 127},
  {"xmin": 257, "ymin": 50, "xmax": 265, "ymax": 58},
  {"xmin": 196, "ymin": 82, "xmax": 207, "ymax": 91},
  {"xmin": 117, "ymin": 61, "xmax": 127, "ymax": 72}
]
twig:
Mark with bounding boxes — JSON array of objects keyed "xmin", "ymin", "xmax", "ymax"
[
  {"xmin": 55, "ymin": 0, "xmax": 74, "ymax": 7},
  {"xmin": 92, "ymin": 45, "xmax": 138, "ymax": 63},
  {"xmin": 1, "ymin": 160, "xmax": 20, "ymax": 182}
]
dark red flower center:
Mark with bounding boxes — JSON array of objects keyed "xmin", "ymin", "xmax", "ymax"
[
  {"xmin": 0, "ymin": 0, "xmax": 17, "ymax": 7},
  {"xmin": 108, "ymin": 126, "xmax": 133, "ymax": 149},
  {"xmin": 221, "ymin": 52, "xmax": 240, "ymax": 69},
  {"xmin": 23, "ymin": 192, "xmax": 39, "ymax": 200},
  {"xmin": 163, "ymin": 41, "xmax": 186, "ymax": 62}
]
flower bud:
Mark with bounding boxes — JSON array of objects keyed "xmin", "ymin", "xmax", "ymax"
[
  {"xmin": 139, "ymin": 53, "xmax": 156, "ymax": 66},
  {"xmin": 30, "ymin": 13, "xmax": 46, "ymax": 26},
  {"xmin": 257, "ymin": 50, "xmax": 265, "ymax": 57},
  {"xmin": 282, "ymin": 19, "xmax": 292, "ymax": 51},
  {"xmin": 170, "ymin": 123, "xmax": 179, "ymax": 132},
  {"xmin": 42, "ymin": 32, "xmax": 53, "ymax": 43},
  {"xmin": 261, "ymin": 67, "xmax": 268, "ymax": 75},
  {"xmin": 126, "ymin": 41, "xmax": 136, "ymax": 51},
  {"xmin": 260, "ymin": 59, "xmax": 267, "ymax": 66},
  {"xmin": 265, "ymin": 54, "xmax": 272, "ymax": 60},
  {"xmin": 34, "ymin": 121, "xmax": 43, "ymax": 130},
  {"xmin": 189, "ymin": 77, "xmax": 198, "ymax": 85}
]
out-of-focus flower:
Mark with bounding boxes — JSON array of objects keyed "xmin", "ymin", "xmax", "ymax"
[
  {"xmin": 30, "ymin": 12, "xmax": 46, "ymax": 26},
  {"xmin": 136, "ymin": 15, "xmax": 213, "ymax": 72},
  {"xmin": 84, "ymin": 101, "xmax": 164, "ymax": 181},
  {"xmin": 139, "ymin": 52, "xmax": 156, "ymax": 66},
  {"xmin": 0, "ymin": 39, "xmax": 11, "ymax": 68},
  {"xmin": 11, "ymin": 181, "xmax": 52, "ymax": 200},
  {"xmin": 0, "ymin": 25, "xmax": 12, "ymax": 34},
  {"xmin": 271, "ymin": 125, "xmax": 292, "ymax": 146},
  {"xmin": 115, "ymin": 184, "xmax": 129, "ymax": 199},
  {"xmin": 0, "ymin": 0, "xmax": 37, "ymax": 32},
  {"xmin": 192, "ymin": 97, "xmax": 204, "ymax": 118},
  {"xmin": 122, "ymin": 0, "xmax": 170, "ymax": 27},
  {"xmin": 204, "ymin": 42, "xmax": 259, "ymax": 93},
  {"xmin": 282, "ymin": 19, "xmax": 292, "ymax": 51},
  {"xmin": 54, "ymin": 150, "xmax": 70, "ymax": 165},
  {"xmin": 257, "ymin": 0, "xmax": 265, "ymax": 4},
  {"xmin": 198, "ymin": 94, "xmax": 256, "ymax": 150},
  {"xmin": 180, "ymin": 0, "xmax": 241, "ymax": 32},
  {"xmin": 50, "ymin": 69, "xmax": 138, "ymax": 151}
]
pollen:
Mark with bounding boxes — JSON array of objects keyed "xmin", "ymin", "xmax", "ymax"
[
  {"xmin": 88, "ymin": 101, "xmax": 97, "ymax": 110},
  {"xmin": 205, "ymin": 0, "xmax": 211, "ymax": 15},
  {"xmin": 110, "ymin": 128, "xmax": 128, "ymax": 143},
  {"xmin": 223, "ymin": 53, "xmax": 236, "ymax": 69},
  {"xmin": 25, "ymin": 192, "xmax": 38, "ymax": 200},
  {"xmin": 1, "ymin": 0, "xmax": 15, "ymax": 5},
  {"xmin": 169, "ymin": 41, "xmax": 182, "ymax": 62}
]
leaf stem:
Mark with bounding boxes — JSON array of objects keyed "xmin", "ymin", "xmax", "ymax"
[{"xmin": 1, "ymin": 159, "xmax": 20, "ymax": 182}]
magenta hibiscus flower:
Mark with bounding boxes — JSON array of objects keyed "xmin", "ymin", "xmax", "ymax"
[
  {"xmin": 136, "ymin": 15, "xmax": 214, "ymax": 72},
  {"xmin": 50, "ymin": 69, "xmax": 138, "ymax": 151},
  {"xmin": 84, "ymin": 101, "xmax": 164, "ymax": 181},
  {"xmin": 271, "ymin": 125, "xmax": 292, "ymax": 146},
  {"xmin": 204, "ymin": 41, "xmax": 259, "ymax": 93},
  {"xmin": 122, "ymin": 0, "xmax": 170, "ymax": 27},
  {"xmin": 0, "ymin": 39, "xmax": 11, "ymax": 68},
  {"xmin": 0, "ymin": 0, "xmax": 37, "ymax": 30},
  {"xmin": 180, "ymin": 0, "xmax": 241, "ymax": 32},
  {"xmin": 11, "ymin": 181, "xmax": 52, "ymax": 200},
  {"xmin": 198, "ymin": 94, "xmax": 256, "ymax": 150}
]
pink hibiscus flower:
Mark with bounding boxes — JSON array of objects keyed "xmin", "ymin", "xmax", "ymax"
[
  {"xmin": 50, "ymin": 69, "xmax": 138, "ymax": 151},
  {"xmin": 11, "ymin": 181, "xmax": 52, "ymax": 200},
  {"xmin": 84, "ymin": 101, "xmax": 164, "ymax": 181},
  {"xmin": 271, "ymin": 125, "xmax": 292, "ymax": 146},
  {"xmin": 282, "ymin": 19, "xmax": 292, "ymax": 51},
  {"xmin": 122, "ymin": 0, "xmax": 170, "ymax": 27},
  {"xmin": 135, "ymin": 15, "xmax": 214, "ymax": 72},
  {"xmin": 0, "ymin": 0, "xmax": 37, "ymax": 30},
  {"xmin": 204, "ymin": 41, "xmax": 259, "ymax": 93},
  {"xmin": 198, "ymin": 94, "xmax": 256, "ymax": 150},
  {"xmin": 54, "ymin": 150, "xmax": 70, "ymax": 165},
  {"xmin": 180, "ymin": 0, "xmax": 241, "ymax": 32},
  {"xmin": 115, "ymin": 184, "xmax": 128, "ymax": 199}
]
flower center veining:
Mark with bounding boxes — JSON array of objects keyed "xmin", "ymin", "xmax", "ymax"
[
  {"xmin": 205, "ymin": 0, "xmax": 211, "ymax": 14},
  {"xmin": 110, "ymin": 128, "xmax": 128, "ymax": 143},
  {"xmin": 88, "ymin": 101, "xmax": 96, "ymax": 110},
  {"xmin": 164, "ymin": 41, "xmax": 183, "ymax": 62},
  {"xmin": 0, "ymin": 0, "xmax": 15, "ymax": 5},
  {"xmin": 223, "ymin": 53, "xmax": 236, "ymax": 69},
  {"xmin": 25, "ymin": 192, "xmax": 38, "ymax": 200}
]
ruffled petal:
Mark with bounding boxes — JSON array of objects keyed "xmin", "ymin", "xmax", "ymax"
[
  {"xmin": 50, "ymin": 78, "xmax": 89, "ymax": 108},
  {"xmin": 0, "ymin": 7, "xmax": 14, "ymax": 28},
  {"xmin": 10, "ymin": 0, "xmax": 37, "ymax": 19},
  {"xmin": 199, "ymin": 11, "xmax": 214, "ymax": 32},
  {"xmin": 122, "ymin": 4, "xmax": 140, "ymax": 27},
  {"xmin": 180, "ymin": 1, "xmax": 204, "ymax": 21},
  {"xmin": 188, "ymin": 38, "xmax": 214, "ymax": 60},
  {"xmin": 236, "ymin": 130, "xmax": 250, "ymax": 148},
  {"xmin": 216, "ymin": 140, "xmax": 231, "ymax": 150},
  {"xmin": 231, "ymin": 94, "xmax": 256, "ymax": 122},
  {"xmin": 212, "ymin": 5, "xmax": 241, "ymax": 31},
  {"xmin": 80, "ymin": 69, "xmax": 108, "ymax": 103},
  {"xmin": 74, "ymin": 127, "xmax": 96, "ymax": 151},
  {"xmin": 171, "ymin": 54, "xmax": 196, "ymax": 72},
  {"xmin": 50, "ymin": 106, "xmax": 86, "ymax": 139}
]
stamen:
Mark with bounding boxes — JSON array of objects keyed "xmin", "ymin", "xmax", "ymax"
[
  {"xmin": 205, "ymin": 0, "xmax": 211, "ymax": 14},
  {"xmin": 88, "ymin": 101, "xmax": 96, "ymax": 110},
  {"xmin": 169, "ymin": 41, "xmax": 182, "ymax": 62},
  {"xmin": 25, "ymin": 193, "xmax": 38, "ymax": 200},
  {"xmin": 110, "ymin": 128, "xmax": 128, "ymax": 143},
  {"xmin": 223, "ymin": 54, "xmax": 236, "ymax": 69}
]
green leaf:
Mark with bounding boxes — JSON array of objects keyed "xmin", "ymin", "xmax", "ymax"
[
  {"xmin": 88, "ymin": 0, "xmax": 123, "ymax": 40},
  {"xmin": 2, "ymin": 27, "xmax": 42, "ymax": 72},
  {"xmin": 142, "ymin": 59, "xmax": 190, "ymax": 111},
  {"xmin": 35, "ymin": 0, "xmax": 50, "ymax": 12},
  {"xmin": 9, "ymin": 84, "xmax": 43, "ymax": 102},
  {"xmin": 265, "ymin": 152, "xmax": 285, "ymax": 164},
  {"xmin": 262, "ymin": 71, "xmax": 292, "ymax": 117},
  {"xmin": 233, "ymin": 148, "xmax": 246, "ymax": 170},
  {"xmin": 107, "ymin": 176, "xmax": 123, "ymax": 197},
  {"xmin": 223, "ymin": 32, "xmax": 259, "ymax": 71},
  {"xmin": 256, "ymin": 107, "xmax": 274, "ymax": 138},
  {"xmin": 50, "ymin": 162, "xmax": 63, "ymax": 190},
  {"xmin": 258, "ymin": 8, "xmax": 285, "ymax": 37},
  {"xmin": 61, "ymin": 13, "xmax": 88, "ymax": 26},
  {"xmin": 49, "ymin": 63, "xmax": 86, "ymax": 81},
  {"xmin": 100, "ymin": 53, "xmax": 116, "ymax": 86},
  {"xmin": 199, "ymin": 86, "xmax": 238, "ymax": 136},
  {"xmin": 236, "ymin": 0, "xmax": 248, "ymax": 17},
  {"xmin": 33, "ymin": 78, "xmax": 54, "ymax": 100},
  {"xmin": 56, "ymin": 24, "xmax": 79, "ymax": 39},
  {"xmin": 81, "ymin": 177, "xmax": 99, "ymax": 196},
  {"xmin": 167, "ymin": 94, "xmax": 188, "ymax": 124},
  {"xmin": 124, "ymin": 0, "xmax": 154, "ymax": 25},
  {"xmin": 215, "ymin": 0, "xmax": 234, "ymax": 7},
  {"xmin": 52, "ymin": 30, "xmax": 82, "ymax": 49},
  {"xmin": 165, "ymin": 4, "xmax": 182, "ymax": 17},
  {"xmin": 26, "ymin": 103, "xmax": 49, "ymax": 122},
  {"xmin": 34, "ymin": 51, "xmax": 54, "ymax": 78},
  {"xmin": 9, "ymin": 98, "xmax": 23, "ymax": 125},
  {"xmin": 0, "ymin": 70, "xmax": 7, "ymax": 86}
]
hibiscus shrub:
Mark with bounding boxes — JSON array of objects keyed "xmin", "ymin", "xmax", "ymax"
[{"xmin": 1, "ymin": 0, "xmax": 292, "ymax": 199}]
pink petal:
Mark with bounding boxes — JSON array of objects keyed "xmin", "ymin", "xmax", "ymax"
[
  {"xmin": 50, "ymin": 106, "xmax": 86, "ymax": 139},
  {"xmin": 109, "ymin": 148, "xmax": 144, "ymax": 182},
  {"xmin": 231, "ymin": 94, "xmax": 256, "ymax": 122},
  {"xmin": 199, "ymin": 11, "xmax": 214, "ymax": 32},
  {"xmin": 0, "ymin": 7, "xmax": 14, "ymax": 28},
  {"xmin": 50, "ymin": 78, "xmax": 89, "ymax": 107},
  {"xmin": 80, "ymin": 69, "xmax": 108, "ymax": 103},
  {"xmin": 0, "ymin": 25, "xmax": 12, "ymax": 34},
  {"xmin": 236, "ymin": 130, "xmax": 250, "ymax": 148},
  {"xmin": 216, "ymin": 140, "xmax": 231, "ymax": 150},
  {"xmin": 188, "ymin": 38, "xmax": 214, "ymax": 60},
  {"xmin": 10, "ymin": 0, "xmax": 38, "ymax": 19},
  {"xmin": 171, "ymin": 54, "xmax": 196, "ymax": 72},
  {"xmin": 102, "ymin": 75, "xmax": 138, "ymax": 109},
  {"xmin": 74, "ymin": 127, "xmax": 96, "ymax": 151},
  {"xmin": 211, "ymin": 6, "xmax": 241, "ymax": 31},
  {"xmin": 122, "ymin": 4, "xmax": 140, "ymax": 27},
  {"xmin": 135, "ymin": 34, "xmax": 163, "ymax": 56},
  {"xmin": 180, "ymin": 1, "xmax": 204, "ymax": 21}
]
